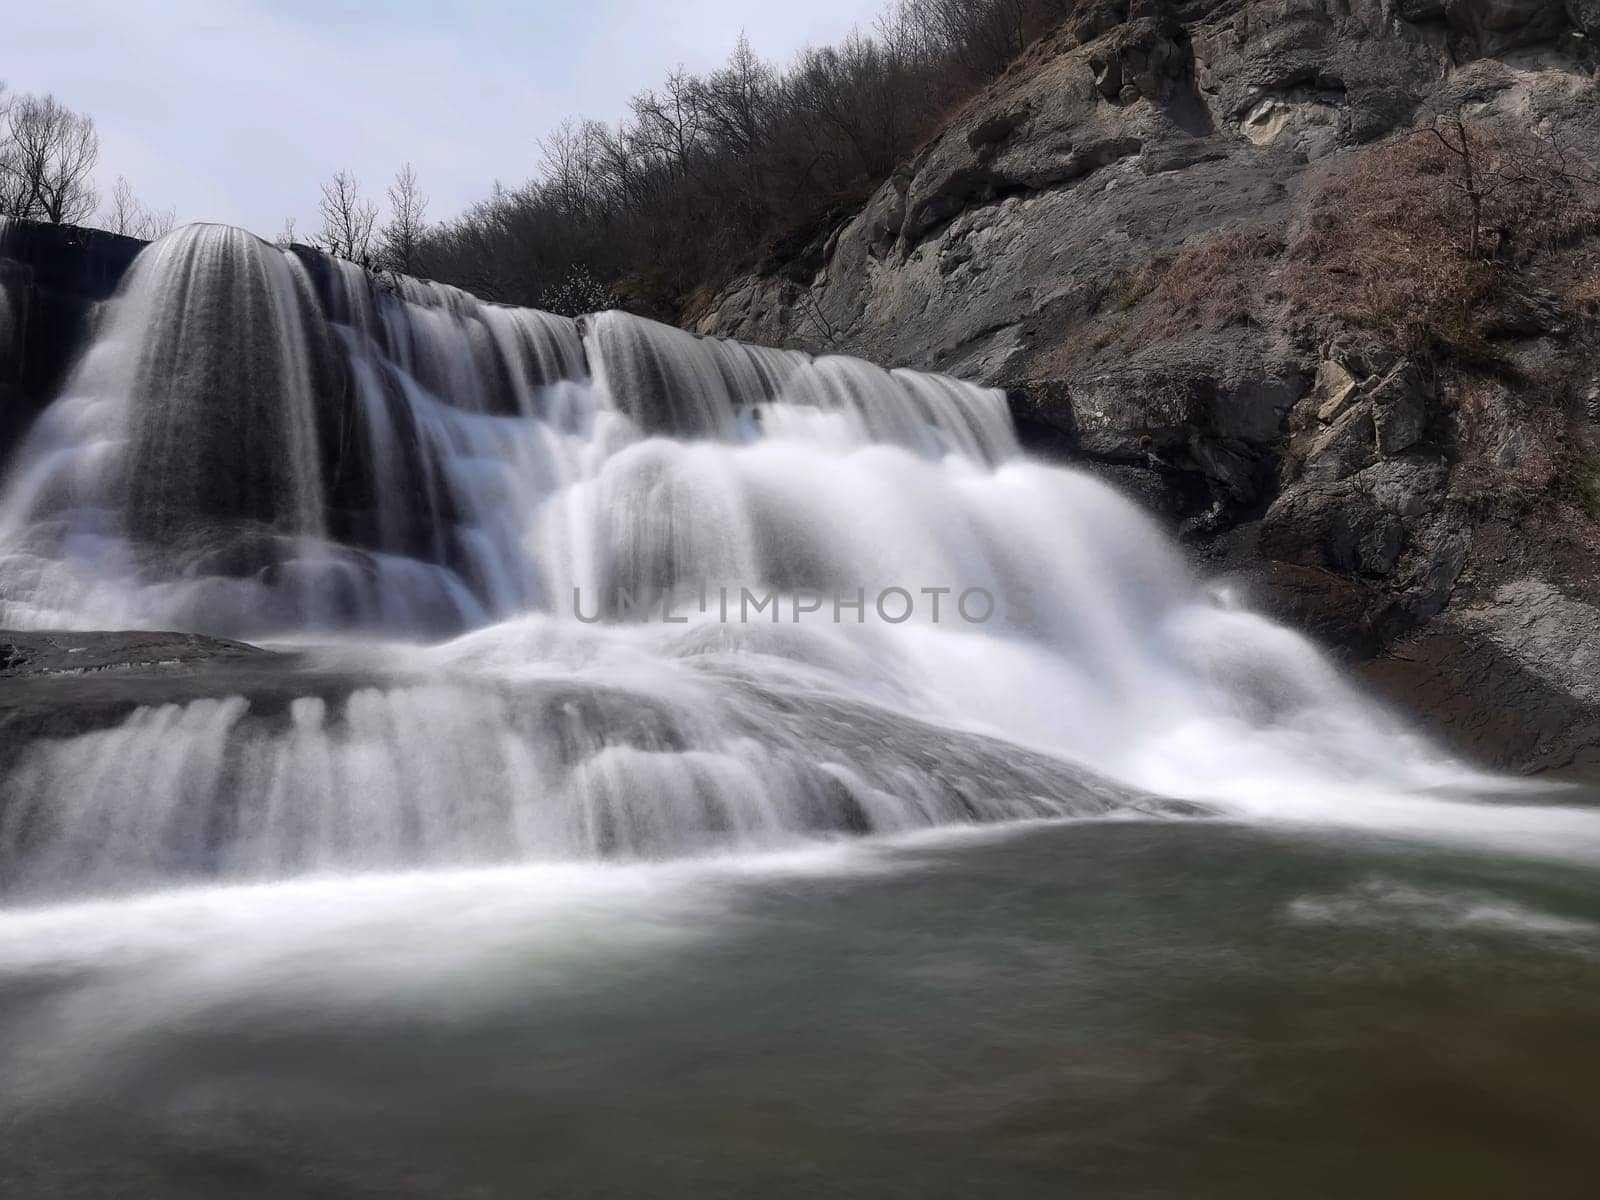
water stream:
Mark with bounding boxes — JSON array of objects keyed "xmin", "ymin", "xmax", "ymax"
[{"xmin": 0, "ymin": 225, "xmax": 1595, "ymax": 1195}]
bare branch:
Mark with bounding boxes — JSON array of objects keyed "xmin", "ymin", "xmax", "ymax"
[
  {"xmin": 380, "ymin": 163, "xmax": 429, "ymax": 274},
  {"xmin": 0, "ymin": 92, "xmax": 99, "ymax": 224},
  {"xmin": 316, "ymin": 169, "xmax": 380, "ymax": 267}
]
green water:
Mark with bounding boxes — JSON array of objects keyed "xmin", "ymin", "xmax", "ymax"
[{"xmin": 2, "ymin": 816, "xmax": 1598, "ymax": 1198}]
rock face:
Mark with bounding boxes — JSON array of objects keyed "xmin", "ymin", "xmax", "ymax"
[
  {"xmin": 0, "ymin": 630, "xmax": 380, "ymax": 747},
  {"xmin": 695, "ymin": 0, "xmax": 1600, "ymax": 773},
  {"xmin": 1362, "ymin": 580, "xmax": 1600, "ymax": 774},
  {"xmin": 0, "ymin": 221, "xmax": 145, "ymax": 460}
]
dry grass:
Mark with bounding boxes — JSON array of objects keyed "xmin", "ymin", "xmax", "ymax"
[
  {"xmin": 1286, "ymin": 124, "xmax": 1600, "ymax": 370},
  {"xmin": 1048, "ymin": 114, "xmax": 1600, "ymax": 389},
  {"xmin": 1569, "ymin": 269, "xmax": 1600, "ymax": 326},
  {"xmin": 1080, "ymin": 227, "xmax": 1284, "ymax": 338},
  {"xmin": 1135, "ymin": 228, "xmax": 1285, "ymax": 338},
  {"xmin": 1040, "ymin": 226, "xmax": 1286, "ymax": 374},
  {"xmin": 1288, "ymin": 136, "xmax": 1498, "ymax": 366}
]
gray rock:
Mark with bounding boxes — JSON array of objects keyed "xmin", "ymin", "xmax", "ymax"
[
  {"xmin": 1314, "ymin": 359, "xmax": 1361, "ymax": 423},
  {"xmin": 1477, "ymin": 287, "xmax": 1566, "ymax": 338},
  {"xmin": 1302, "ymin": 401, "xmax": 1377, "ymax": 482},
  {"xmin": 1261, "ymin": 458, "xmax": 1447, "ymax": 577},
  {"xmin": 1445, "ymin": 0, "xmax": 1574, "ymax": 54},
  {"xmin": 1239, "ymin": 89, "xmax": 1347, "ymax": 159},
  {"xmin": 862, "ymin": 170, "xmax": 911, "ymax": 262},
  {"xmin": 1460, "ymin": 577, "xmax": 1600, "ymax": 706},
  {"xmin": 1400, "ymin": 0, "xmax": 1449, "ymax": 18},
  {"xmin": 1364, "ymin": 577, "xmax": 1600, "ymax": 774},
  {"xmin": 1370, "ymin": 364, "xmax": 1432, "ymax": 456}
]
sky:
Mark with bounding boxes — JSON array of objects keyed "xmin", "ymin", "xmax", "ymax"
[{"xmin": 4, "ymin": 0, "xmax": 886, "ymax": 239}]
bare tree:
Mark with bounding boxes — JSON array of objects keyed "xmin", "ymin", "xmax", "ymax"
[
  {"xmin": 380, "ymin": 162, "xmax": 428, "ymax": 274},
  {"xmin": 137, "ymin": 204, "xmax": 177, "ymax": 239},
  {"xmin": 796, "ymin": 279, "xmax": 842, "ymax": 349},
  {"xmin": 0, "ymin": 82, "xmax": 26, "ymax": 218},
  {"xmin": 409, "ymin": 0, "xmax": 1078, "ymax": 317},
  {"xmin": 105, "ymin": 175, "xmax": 177, "ymax": 240},
  {"xmin": 316, "ymin": 169, "xmax": 379, "ymax": 266},
  {"xmin": 701, "ymin": 34, "xmax": 775, "ymax": 230},
  {"xmin": 630, "ymin": 69, "xmax": 709, "ymax": 188},
  {"xmin": 1417, "ymin": 107, "xmax": 1598, "ymax": 259},
  {"xmin": 540, "ymin": 120, "xmax": 601, "ymax": 217},
  {"xmin": 107, "ymin": 174, "xmax": 140, "ymax": 234},
  {"xmin": 0, "ymin": 93, "xmax": 99, "ymax": 224},
  {"xmin": 275, "ymin": 217, "xmax": 298, "ymax": 248}
]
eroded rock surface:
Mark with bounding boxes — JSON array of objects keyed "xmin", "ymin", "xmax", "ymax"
[{"xmin": 0, "ymin": 630, "xmax": 379, "ymax": 744}]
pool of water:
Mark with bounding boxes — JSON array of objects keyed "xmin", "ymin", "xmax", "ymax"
[{"xmin": 3, "ymin": 810, "xmax": 1598, "ymax": 1198}]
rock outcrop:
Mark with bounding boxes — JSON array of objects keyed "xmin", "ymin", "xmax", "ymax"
[
  {"xmin": 0, "ymin": 221, "xmax": 145, "ymax": 459},
  {"xmin": 695, "ymin": 0, "xmax": 1600, "ymax": 773},
  {"xmin": 0, "ymin": 630, "xmax": 384, "ymax": 748}
]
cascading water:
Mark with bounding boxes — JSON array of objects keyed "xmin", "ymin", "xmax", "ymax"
[
  {"xmin": 5, "ymin": 223, "xmax": 1600, "ymax": 1198},
  {"xmin": 0, "ymin": 223, "xmax": 1581, "ymax": 903}
]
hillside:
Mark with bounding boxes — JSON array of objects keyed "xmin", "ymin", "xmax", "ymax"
[{"xmin": 693, "ymin": 0, "xmax": 1600, "ymax": 772}]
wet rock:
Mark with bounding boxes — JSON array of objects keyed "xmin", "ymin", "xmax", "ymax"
[
  {"xmin": 1363, "ymin": 578, "xmax": 1600, "ymax": 773},
  {"xmin": 0, "ymin": 221, "xmax": 145, "ymax": 459},
  {"xmin": 0, "ymin": 629, "xmax": 401, "ymax": 750}
]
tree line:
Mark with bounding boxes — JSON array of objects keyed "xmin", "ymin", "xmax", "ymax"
[
  {"xmin": 305, "ymin": 0, "xmax": 1079, "ymax": 315},
  {"xmin": 6, "ymin": 0, "xmax": 1078, "ymax": 318}
]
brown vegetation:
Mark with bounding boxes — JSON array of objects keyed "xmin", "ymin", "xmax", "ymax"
[
  {"xmin": 1137, "ymin": 228, "xmax": 1286, "ymax": 337},
  {"xmin": 405, "ymin": 0, "xmax": 1088, "ymax": 316},
  {"xmin": 1286, "ymin": 114, "xmax": 1600, "ymax": 369}
]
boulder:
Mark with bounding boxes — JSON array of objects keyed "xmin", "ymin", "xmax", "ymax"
[{"xmin": 1261, "ymin": 458, "xmax": 1447, "ymax": 577}]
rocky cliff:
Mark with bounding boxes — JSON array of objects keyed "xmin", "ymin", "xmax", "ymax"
[{"xmin": 694, "ymin": 0, "xmax": 1600, "ymax": 774}]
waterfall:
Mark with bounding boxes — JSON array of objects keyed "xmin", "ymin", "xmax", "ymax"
[{"xmin": 0, "ymin": 224, "xmax": 1485, "ymax": 900}]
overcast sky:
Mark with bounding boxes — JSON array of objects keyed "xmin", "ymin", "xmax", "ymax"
[{"xmin": 5, "ymin": 0, "xmax": 885, "ymax": 239}]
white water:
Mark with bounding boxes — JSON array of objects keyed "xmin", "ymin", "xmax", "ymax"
[{"xmin": 0, "ymin": 224, "xmax": 1593, "ymax": 902}]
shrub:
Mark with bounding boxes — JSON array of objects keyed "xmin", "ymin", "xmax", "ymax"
[{"xmin": 1286, "ymin": 116, "xmax": 1599, "ymax": 369}]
